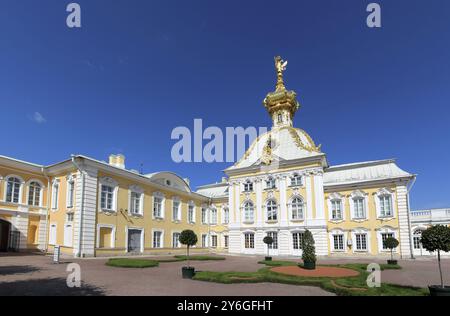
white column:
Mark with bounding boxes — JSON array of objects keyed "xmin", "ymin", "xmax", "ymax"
[
  {"xmin": 396, "ymin": 184, "xmax": 413, "ymax": 259},
  {"xmin": 234, "ymin": 182, "xmax": 241, "ymax": 225},
  {"xmin": 279, "ymin": 176, "xmax": 288, "ymax": 226},
  {"xmin": 12, "ymin": 212, "xmax": 29, "ymax": 249},
  {"xmin": 313, "ymin": 172, "xmax": 325, "ymax": 219},
  {"xmin": 228, "ymin": 183, "xmax": 235, "ymax": 226},
  {"xmin": 256, "ymin": 178, "xmax": 263, "ymax": 227},
  {"xmin": 37, "ymin": 217, "xmax": 47, "ymax": 251}
]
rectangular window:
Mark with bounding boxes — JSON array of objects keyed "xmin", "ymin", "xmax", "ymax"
[
  {"xmin": 188, "ymin": 205, "xmax": 195, "ymax": 223},
  {"xmin": 382, "ymin": 233, "xmax": 394, "ymax": 250},
  {"xmin": 66, "ymin": 213, "xmax": 74, "ymax": 222},
  {"xmin": 267, "ymin": 232, "xmax": 278, "ymax": 249},
  {"xmin": 67, "ymin": 181, "xmax": 75, "ymax": 208},
  {"xmin": 331, "ymin": 200, "xmax": 342, "ymax": 220},
  {"xmin": 153, "ymin": 197, "xmax": 163, "ymax": 218},
  {"xmin": 201, "ymin": 208, "xmax": 208, "ymax": 224},
  {"xmin": 211, "ymin": 235, "xmax": 217, "ymax": 248},
  {"xmin": 290, "ymin": 175, "xmax": 302, "ymax": 186},
  {"xmin": 98, "ymin": 227, "xmax": 113, "ymax": 248},
  {"xmin": 355, "ymin": 234, "xmax": 367, "ymax": 251},
  {"xmin": 380, "ymin": 195, "xmax": 393, "ymax": 217},
  {"xmin": 244, "ymin": 233, "xmax": 254, "ymax": 249},
  {"xmin": 51, "ymin": 183, "xmax": 59, "ymax": 210},
  {"xmin": 244, "ymin": 182, "xmax": 253, "ymax": 192},
  {"xmin": 353, "ymin": 198, "xmax": 365, "ymax": 219},
  {"xmin": 224, "ymin": 235, "xmax": 229, "ymax": 248},
  {"xmin": 49, "ymin": 224, "xmax": 57, "ymax": 245},
  {"xmin": 333, "ymin": 234, "xmax": 344, "ymax": 251},
  {"xmin": 202, "ymin": 234, "xmax": 207, "ymax": 248},
  {"xmin": 6, "ymin": 178, "xmax": 21, "ymax": 204},
  {"xmin": 101, "ymin": 185, "xmax": 114, "ymax": 210},
  {"xmin": 292, "ymin": 232, "xmax": 304, "ymax": 250},
  {"xmin": 413, "ymin": 236, "xmax": 421, "ymax": 249},
  {"xmin": 210, "ymin": 209, "xmax": 217, "ymax": 224},
  {"xmin": 223, "ymin": 208, "xmax": 229, "ymax": 224},
  {"xmin": 153, "ymin": 231, "xmax": 162, "ymax": 248},
  {"xmin": 130, "ymin": 192, "xmax": 141, "ymax": 215},
  {"xmin": 173, "ymin": 201, "xmax": 180, "ymax": 221},
  {"xmin": 172, "ymin": 232, "xmax": 181, "ymax": 248}
]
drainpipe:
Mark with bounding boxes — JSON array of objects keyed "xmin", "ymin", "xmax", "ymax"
[
  {"xmin": 42, "ymin": 167, "xmax": 51, "ymax": 255},
  {"xmin": 406, "ymin": 177, "xmax": 417, "ymax": 259},
  {"xmin": 71, "ymin": 156, "xmax": 85, "ymax": 258}
]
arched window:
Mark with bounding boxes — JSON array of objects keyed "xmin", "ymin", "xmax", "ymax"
[
  {"xmin": 243, "ymin": 201, "xmax": 254, "ymax": 223},
  {"xmin": 28, "ymin": 181, "xmax": 42, "ymax": 207},
  {"xmin": 266, "ymin": 176, "xmax": 276, "ymax": 189},
  {"xmin": 413, "ymin": 229, "xmax": 423, "ymax": 250},
  {"xmin": 290, "ymin": 173, "xmax": 302, "ymax": 186},
  {"xmin": 267, "ymin": 200, "xmax": 278, "ymax": 221},
  {"xmin": 291, "ymin": 197, "xmax": 304, "ymax": 220},
  {"xmin": 6, "ymin": 177, "xmax": 21, "ymax": 203}
]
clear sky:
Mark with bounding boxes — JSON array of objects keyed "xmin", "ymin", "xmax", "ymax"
[{"xmin": 1, "ymin": 0, "xmax": 449, "ymax": 210}]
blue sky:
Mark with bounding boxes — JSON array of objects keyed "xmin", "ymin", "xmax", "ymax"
[{"xmin": 1, "ymin": 0, "xmax": 449, "ymax": 210}]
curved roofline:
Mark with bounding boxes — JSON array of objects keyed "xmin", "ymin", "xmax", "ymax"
[{"xmin": 146, "ymin": 171, "xmax": 191, "ymax": 192}]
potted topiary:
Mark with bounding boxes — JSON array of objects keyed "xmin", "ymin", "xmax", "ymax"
[
  {"xmin": 383, "ymin": 237, "xmax": 399, "ymax": 265},
  {"xmin": 263, "ymin": 236, "xmax": 274, "ymax": 261},
  {"xmin": 179, "ymin": 229, "xmax": 198, "ymax": 279},
  {"xmin": 301, "ymin": 230, "xmax": 316, "ymax": 270},
  {"xmin": 420, "ymin": 225, "xmax": 450, "ymax": 296}
]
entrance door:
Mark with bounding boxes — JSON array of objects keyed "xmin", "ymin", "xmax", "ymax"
[
  {"xmin": 127, "ymin": 229, "xmax": 142, "ymax": 253},
  {"xmin": 0, "ymin": 220, "xmax": 11, "ymax": 252}
]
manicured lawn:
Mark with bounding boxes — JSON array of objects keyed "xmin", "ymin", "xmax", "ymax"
[
  {"xmin": 174, "ymin": 255, "xmax": 226, "ymax": 261},
  {"xmin": 106, "ymin": 255, "xmax": 226, "ymax": 267},
  {"xmin": 106, "ymin": 258, "xmax": 159, "ymax": 268},
  {"xmin": 194, "ymin": 260, "xmax": 428, "ymax": 296}
]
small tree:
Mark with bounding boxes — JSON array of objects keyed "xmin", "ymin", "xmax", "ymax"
[
  {"xmin": 179, "ymin": 230, "xmax": 198, "ymax": 268},
  {"xmin": 301, "ymin": 230, "xmax": 316, "ymax": 264},
  {"xmin": 421, "ymin": 225, "xmax": 450, "ymax": 288},
  {"xmin": 383, "ymin": 237, "xmax": 399, "ymax": 261},
  {"xmin": 263, "ymin": 236, "xmax": 274, "ymax": 258}
]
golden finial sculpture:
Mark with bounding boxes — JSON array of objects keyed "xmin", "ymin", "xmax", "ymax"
[{"xmin": 274, "ymin": 56, "xmax": 288, "ymax": 91}]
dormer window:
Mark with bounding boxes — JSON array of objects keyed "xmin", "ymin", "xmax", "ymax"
[
  {"xmin": 277, "ymin": 113, "xmax": 283, "ymax": 123},
  {"xmin": 243, "ymin": 180, "xmax": 253, "ymax": 192},
  {"xmin": 266, "ymin": 177, "xmax": 276, "ymax": 189},
  {"xmin": 290, "ymin": 173, "xmax": 302, "ymax": 186}
]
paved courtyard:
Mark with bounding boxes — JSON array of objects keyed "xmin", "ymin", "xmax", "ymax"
[{"xmin": 0, "ymin": 253, "xmax": 448, "ymax": 296}]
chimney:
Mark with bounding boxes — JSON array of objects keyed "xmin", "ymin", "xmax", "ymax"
[{"xmin": 109, "ymin": 154, "xmax": 125, "ymax": 169}]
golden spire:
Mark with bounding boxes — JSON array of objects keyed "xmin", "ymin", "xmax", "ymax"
[
  {"xmin": 274, "ymin": 56, "xmax": 287, "ymax": 91},
  {"xmin": 264, "ymin": 56, "xmax": 300, "ymax": 128}
]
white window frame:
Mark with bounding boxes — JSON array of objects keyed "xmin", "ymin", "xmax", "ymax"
[
  {"xmin": 201, "ymin": 234, "xmax": 208, "ymax": 248},
  {"xmin": 152, "ymin": 229, "xmax": 164, "ymax": 248},
  {"xmin": 266, "ymin": 231, "xmax": 278, "ymax": 249},
  {"xmin": 210, "ymin": 234, "xmax": 218, "ymax": 248},
  {"xmin": 242, "ymin": 201, "xmax": 254, "ymax": 223},
  {"xmin": 201, "ymin": 206, "xmax": 208, "ymax": 224},
  {"xmin": 129, "ymin": 185, "xmax": 144, "ymax": 216},
  {"xmin": 289, "ymin": 196, "xmax": 304, "ymax": 221},
  {"xmin": 172, "ymin": 197, "xmax": 181, "ymax": 222},
  {"xmin": 51, "ymin": 179, "xmax": 60, "ymax": 210},
  {"xmin": 66, "ymin": 175, "xmax": 75, "ymax": 209},
  {"xmin": 210, "ymin": 208, "xmax": 218, "ymax": 225},
  {"xmin": 49, "ymin": 222, "xmax": 57, "ymax": 245},
  {"xmin": 292, "ymin": 231, "xmax": 304, "ymax": 250},
  {"xmin": 329, "ymin": 229, "xmax": 346, "ymax": 252},
  {"xmin": 327, "ymin": 193, "xmax": 345, "ymax": 222},
  {"xmin": 374, "ymin": 188, "xmax": 396, "ymax": 219},
  {"xmin": 244, "ymin": 232, "xmax": 255, "ymax": 249},
  {"xmin": 4, "ymin": 175, "xmax": 24, "ymax": 204},
  {"xmin": 265, "ymin": 176, "xmax": 276, "ymax": 189},
  {"xmin": 172, "ymin": 231, "xmax": 181, "ymax": 248},
  {"xmin": 188, "ymin": 201, "xmax": 196, "ymax": 224},
  {"xmin": 349, "ymin": 190, "xmax": 369, "ymax": 220},
  {"xmin": 99, "ymin": 177, "xmax": 118, "ymax": 213},
  {"xmin": 152, "ymin": 192, "xmax": 165, "ymax": 219},
  {"xmin": 222, "ymin": 207, "xmax": 229, "ymax": 224},
  {"xmin": 27, "ymin": 179, "xmax": 44, "ymax": 207},
  {"xmin": 376, "ymin": 227, "xmax": 397, "ymax": 253},
  {"xmin": 266, "ymin": 199, "xmax": 278, "ymax": 222},
  {"xmin": 223, "ymin": 235, "xmax": 229, "ymax": 249},
  {"xmin": 125, "ymin": 226, "xmax": 144, "ymax": 253},
  {"xmin": 243, "ymin": 180, "xmax": 253, "ymax": 192},
  {"xmin": 351, "ymin": 229, "xmax": 370, "ymax": 253},
  {"xmin": 290, "ymin": 173, "xmax": 303, "ymax": 187},
  {"xmin": 96, "ymin": 224, "xmax": 116, "ymax": 248}
]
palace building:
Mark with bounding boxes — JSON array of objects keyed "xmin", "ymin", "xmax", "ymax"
[{"xmin": 1, "ymin": 57, "xmax": 447, "ymax": 259}]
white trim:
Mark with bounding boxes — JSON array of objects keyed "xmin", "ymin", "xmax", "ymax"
[
  {"xmin": 49, "ymin": 222, "xmax": 57, "ymax": 245},
  {"xmin": 96, "ymin": 224, "xmax": 116, "ymax": 248},
  {"xmin": 350, "ymin": 228, "xmax": 371, "ymax": 253},
  {"xmin": 152, "ymin": 191, "xmax": 165, "ymax": 219},
  {"xmin": 128, "ymin": 185, "xmax": 144, "ymax": 216},
  {"xmin": 51, "ymin": 179, "xmax": 60, "ymax": 211},
  {"xmin": 374, "ymin": 188, "xmax": 396, "ymax": 219},
  {"xmin": 98, "ymin": 177, "xmax": 119, "ymax": 213},
  {"xmin": 151, "ymin": 229, "xmax": 164, "ymax": 248},
  {"xmin": 3, "ymin": 174, "xmax": 25, "ymax": 204},
  {"xmin": 25, "ymin": 178, "xmax": 45, "ymax": 207},
  {"xmin": 376, "ymin": 226, "xmax": 397, "ymax": 253},
  {"xmin": 288, "ymin": 194, "xmax": 305, "ymax": 221},
  {"xmin": 125, "ymin": 226, "xmax": 144, "ymax": 253},
  {"xmin": 349, "ymin": 190, "xmax": 369, "ymax": 221},
  {"xmin": 329, "ymin": 228, "xmax": 346, "ymax": 253},
  {"xmin": 65, "ymin": 174, "xmax": 76, "ymax": 209},
  {"xmin": 327, "ymin": 192, "xmax": 345, "ymax": 222}
]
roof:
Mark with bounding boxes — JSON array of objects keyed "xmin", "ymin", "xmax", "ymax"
[
  {"xmin": 324, "ymin": 159, "xmax": 414, "ymax": 186},
  {"xmin": 226, "ymin": 127, "xmax": 323, "ymax": 171},
  {"xmin": 196, "ymin": 182, "xmax": 229, "ymax": 198}
]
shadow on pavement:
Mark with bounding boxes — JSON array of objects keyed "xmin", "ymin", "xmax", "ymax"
[
  {"xmin": 0, "ymin": 265, "xmax": 41, "ymax": 276},
  {"xmin": 0, "ymin": 278, "xmax": 106, "ymax": 296}
]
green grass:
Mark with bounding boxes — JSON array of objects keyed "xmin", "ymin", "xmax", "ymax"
[
  {"xmin": 193, "ymin": 260, "xmax": 427, "ymax": 296},
  {"xmin": 174, "ymin": 255, "xmax": 226, "ymax": 261},
  {"xmin": 106, "ymin": 258, "xmax": 159, "ymax": 268}
]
